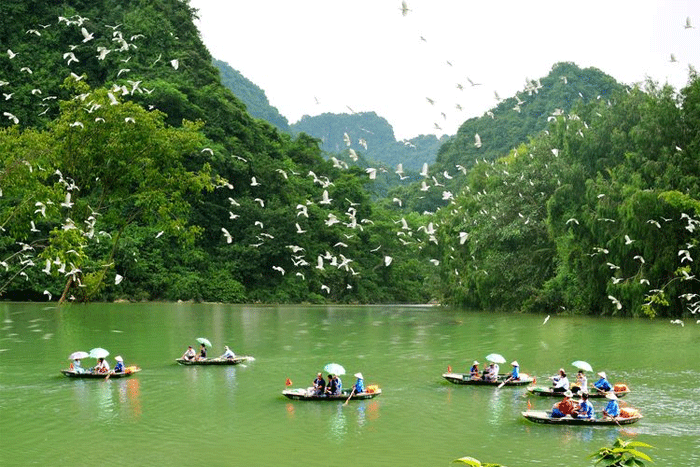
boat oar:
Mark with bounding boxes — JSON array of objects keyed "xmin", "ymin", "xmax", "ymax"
[
  {"xmin": 343, "ymin": 388, "xmax": 356, "ymax": 406},
  {"xmin": 497, "ymin": 376, "xmax": 513, "ymax": 389}
]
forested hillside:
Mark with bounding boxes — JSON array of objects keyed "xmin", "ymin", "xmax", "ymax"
[
  {"xmin": 0, "ymin": 0, "xmax": 434, "ymax": 304},
  {"xmin": 430, "ymin": 76, "xmax": 700, "ymax": 318},
  {"xmin": 2, "ymin": 0, "xmax": 698, "ymax": 318},
  {"xmin": 213, "ymin": 59, "xmax": 290, "ymax": 132}
]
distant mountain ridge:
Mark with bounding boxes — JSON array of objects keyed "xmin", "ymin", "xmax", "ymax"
[{"xmin": 213, "ymin": 59, "xmax": 445, "ymax": 171}]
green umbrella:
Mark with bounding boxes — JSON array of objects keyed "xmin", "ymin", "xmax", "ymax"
[{"xmin": 196, "ymin": 337, "xmax": 212, "ymax": 347}]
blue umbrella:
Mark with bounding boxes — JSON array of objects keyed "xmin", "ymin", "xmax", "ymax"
[{"xmin": 323, "ymin": 363, "xmax": 345, "ymax": 375}]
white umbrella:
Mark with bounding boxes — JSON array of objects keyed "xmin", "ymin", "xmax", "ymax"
[
  {"xmin": 68, "ymin": 351, "xmax": 89, "ymax": 360},
  {"xmin": 323, "ymin": 363, "xmax": 346, "ymax": 375},
  {"xmin": 196, "ymin": 337, "xmax": 212, "ymax": 347},
  {"xmin": 88, "ymin": 347, "xmax": 109, "ymax": 359},
  {"xmin": 485, "ymin": 353, "xmax": 506, "ymax": 364},
  {"xmin": 572, "ymin": 360, "xmax": 593, "ymax": 372}
]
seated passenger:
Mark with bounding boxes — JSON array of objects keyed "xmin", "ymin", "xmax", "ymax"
[
  {"xmin": 220, "ymin": 345, "xmax": 235, "ymax": 359},
  {"xmin": 197, "ymin": 343, "xmax": 207, "ymax": 360},
  {"xmin": 485, "ymin": 362, "xmax": 499, "ymax": 382},
  {"xmin": 325, "ymin": 374, "xmax": 338, "ymax": 396},
  {"xmin": 470, "ymin": 361, "xmax": 481, "ymax": 380},
  {"xmin": 550, "ymin": 390, "xmax": 575, "ymax": 418},
  {"xmin": 71, "ymin": 359, "xmax": 86, "ymax": 374},
  {"xmin": 573, "ymin": 392, "xmax": 594, "ymax": 419},
  {"xmin": 551, "ymin": 369, "xmax": 569, "ymax": 393},
  {"xmin": 313, "ymin": 373, "xmax": 326, "ymax": 396},
  {"xmin": 93, "ymin": 357, "xmax": 110, "ymax": 374},
  {"xmin": 571, "ymin": 370, "xmax": 588, "ymax": 394},
  {"xmin": 182, "ymin": 346, "xmax": 196, "ymax": 361}
]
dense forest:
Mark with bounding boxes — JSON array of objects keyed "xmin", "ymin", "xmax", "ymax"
[{"xmin": 1, "ymin": 0, "xmax": 699, "ymax": 319}]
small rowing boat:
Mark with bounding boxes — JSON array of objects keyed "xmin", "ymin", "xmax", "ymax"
[
  {"xmin": 175, "ymin": 356, "xmax": 252, "ymax": 365},
  {"xmin": 282, "ymin": 386, "xmax": 381, "ymax": 401},
  {"xmin": 522, "ymin": 410, "xmax": 642, "ymax": 425},
  {"xmin": 61, "ymin": 366, "xmax": 141, "ymax": 379},
  {"xmin": 442, "ymin": 372, "xmax": 534, "ymax": 386},
  {"xmin": 526, "ymin": 385, "xmax": 630, "ymax": 398}
]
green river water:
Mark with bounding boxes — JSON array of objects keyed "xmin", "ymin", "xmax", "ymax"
[{"xmin": 0, "ymin": 302, "xmax": 698, "ymax": 466}]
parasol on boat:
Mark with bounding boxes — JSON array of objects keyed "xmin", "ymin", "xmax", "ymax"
[
  {"xmin": 485, "ymin": 353, "xmax": 506, "ymax": 364},
  {"xmin": 571, "ymin": 360, "xmax": 593, "ymax": 372},
  {"xmin": 88, "ymin": 347, "xmax": 109, "ymax": 359},
  {"xmin": 323, "ymin": 362, "xmax": 346, "ymax": 375},
  {"xmin": 68, "ymin": 351, "xmax": 89, "ymax": 360},
  {"xmin": 196, "ymin": 337, "xmax": 212, "ymax": 347}
]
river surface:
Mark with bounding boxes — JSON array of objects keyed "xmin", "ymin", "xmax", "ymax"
[{"xmin": 0, "ymin": 303, "xmax": 698, "ymax": 466}]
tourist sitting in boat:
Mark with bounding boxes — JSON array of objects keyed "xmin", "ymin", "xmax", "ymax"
[
  {"xmin": 325, "ymin": 374, "xmax": 339, "ymax": 396},
  {"xmin": 571, "ymin": 370, "xmax": 587, "ymax": 394},
  {"xmin": 352, "ymin": 372, "xmax": 365, "ymax": 393},
  {"xmin": 593, "ymin": 371, "xmax": 612, "ymax": 393},
  {"xmin": 93, "ymin": 357, "xmax": 110, "ymax": 374},
  {"xmin": 113, "ymin": 356, "xmax": 124, "ymax": 373},
  {"xmin": 551, "ymin": 369, "xmax": 570, "ymax": 393},
  {"xmin": 573, "ymin": 392, "xmax": 594, "ymax": 419},
  {"xmin": 182, "ymin": 346, "xmax": 196, "ymax": 361},
  {"xmin": 603, "ymin": 393, "xmax": 619, "ymax": 418},
  {"xmin": 71, "ymin": 359, "xmax": 86, "ymax": 374},
  {"xmin": 335, "ymin": 374, "xmax": 342, "ymax": 394},
  {"xmin": 484, "ymin": 362, "xmax": 499, "ymax": 382},
  {"xmin": 220, "ymin": 346, "xmax": 235, "ymax": 359},
  {"xmin": 197, "ymin": 343, "xmax": 207, "ymax": 360},
  {"xmin": 509, "ymin": 361, "xmax": 520, "ymax": 381},
  {"xmin": 469, "ymin": 361, "xmax": 481, "ymax": 380},
  {"xmin": 313, "ymin": 373, "xmax": 326, "ymax": 395},
  {"xmin": 551, "ymin": 390, "xmax": 575, "ymax": 418}
]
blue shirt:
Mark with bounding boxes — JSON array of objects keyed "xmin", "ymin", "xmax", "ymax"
[
  {"xmin": 353, "ymin": 378, "xmax": 364, "ymax": 393},
  {"xmin": 594, "ymin": 378, "xmax": 612, "ymax": 392},
  {"xmin": 511, "ymin": 366, "xmax": 520, "ymax": 380},
  {"xmin": 604, "ymin": 400, "xmax": 619, "ymax": 417},
  {"xmin": 577, "ymin": 400, "xmax": 594, "ymax": 418},
  {"xmin": 114, "ymin": 361, "xmax": 124, "ymax": 373}
]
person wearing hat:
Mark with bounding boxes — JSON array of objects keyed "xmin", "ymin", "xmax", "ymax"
[
  {"xmin": 603, "ymin": 392, "xmax": 620, "ymax": 418},
  {"xmin": 573, "ymin": 392, "xmax": 594, "ymax": 419},
  {"xmin": 113, "ymin": 356, "xmax": 125, "ymax": 373},
  {"xmin": 593, "ymin": 371, "xmax": 612, "ymax": 393},
  {"xmin": 469, "ymin": 361, "xmax": 481, "ymax": 380},
  {"xmin": 312, "ymin": 373, "xmax": 326, "ymax": 395},
  {"xmin": 551, "ymin": 368, "xmax": 570, "ymax": 393},
  {"xmin": 220, "ymin": 345, "xmax": 235, "ymax": 359},
  {"xmin": 182, "ymin": 346, "xmax": 196, "ymax": 361},
  {"xmin": 509, "ymin": 361, "xmax": 520, "ymax": 381},
  {"xmin": 352, "ymin": 372, "xmax": 365, "ymax": 394},
  {"xmin": 550, "ymin": 390, "xmax": 575, "ymax": 418}
]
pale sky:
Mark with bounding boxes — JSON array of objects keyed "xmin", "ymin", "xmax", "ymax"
[{"xmin": 190, "ymin": 0, "xmax": 700, "ymax": 140}]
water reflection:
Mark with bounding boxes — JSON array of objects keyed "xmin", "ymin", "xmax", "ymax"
[
  {"xmin": 117, "ymin": 378, "xmax": 142, "ymax": 419},
  {"xmin": 328, "ymin": 404, "xmax": 347, "ymax": 443}
]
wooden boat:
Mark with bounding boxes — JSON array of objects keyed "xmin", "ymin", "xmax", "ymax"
[
  {"xmin": 282, "ymin": 387, "xmax": 382, "ymax": 401},
  {"xmin": 522, "ymin": 410, "xmax": 642, "ymax": 425},
  {"xmin": 442, "ymin": 372, "xmax": 534, "ymax": 386},
  {"xmin": 175, "ymin": 356, "xmax": 252, "ymax": 365},
  {"xmin": 526, "ymin": 385, "xmax": 630, "ymax": 398},
  {"xmin": 61, "ymin": 366, "xmax": 141, "ymax": 379}
]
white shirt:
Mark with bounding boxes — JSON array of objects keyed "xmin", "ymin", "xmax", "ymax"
[{"xmin": 554, "ymin": 376, "xmax": 570, "ymax": 390}]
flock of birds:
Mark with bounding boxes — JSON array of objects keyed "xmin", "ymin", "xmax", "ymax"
[{"xmin": 1, "ymin": 3, "xmax": 699, "ymax": 325}]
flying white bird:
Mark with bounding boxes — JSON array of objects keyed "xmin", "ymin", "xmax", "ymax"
[
  {"xmin": 80, "ymin": 27, "xmax": 94, "ymax": 42},
  {"xmin": 420, "ymin": 163, "xmax": 429, "ymax": 178},
  {"xmin": 624, "ymin": 234, "xmax": 635, "ymax": 245},
  {"xmin": 319, "ymin": 190, "xmax": 332, "ymax": 205},
  {"xmin": 61, "ymin": 192, "xmax": 74, "ymax": 208},
  {"xmin": 384, "ymin": 256, "xmax": 393, "ymax": 267},
  {"xmin": 543, "ymin": 315, "xmax": 550, "ymax": 325},
  {"xmin": 272, "ymin": 266, "xmax": 285, "ymax": 275},
  {"xmin": 400, "ymin": 0, "xmax": 411, "ymax": 16},
  {"xmin": 608, "ymin": 295, "xmax": 622, "ymax": 310},
  {"xmin": 115, "ymin": 274, "xmax": 123, "ymax": 285},
  {"xmin": 685, "ymin": 16, "xmax": 695, "ymax": 29},
  {"xmin": 474, "ymin": 133, "xmax": 482, "ymax": 148},
  {"xmin": 170, "ymin": 59, "xmax": 179, "ymax": 69},
  {"xmin": 221, "ymin": 227, "xmax": 232, "ymax": 243}
]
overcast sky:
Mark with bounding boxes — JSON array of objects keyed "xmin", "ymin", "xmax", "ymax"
[{"xmin": 190, "ymin": 0, "xmax": 700, "ymax": 140}]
